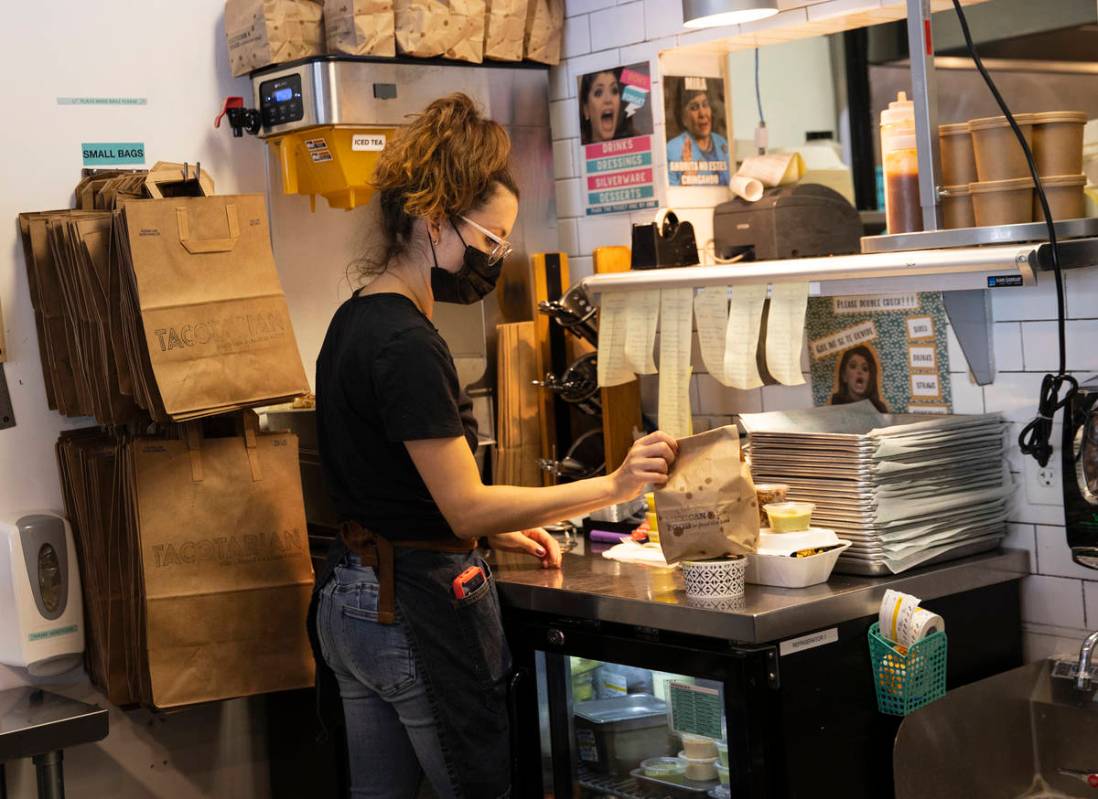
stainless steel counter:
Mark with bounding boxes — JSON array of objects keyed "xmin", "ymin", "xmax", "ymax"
[{"xmin": 493, "ymin": 545, "xmax": 1029, "ymax": 644}]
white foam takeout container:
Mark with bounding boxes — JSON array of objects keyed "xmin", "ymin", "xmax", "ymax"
[{"xmin": 746, "ymin": 528, "xmax": 852, "ymax": 588}]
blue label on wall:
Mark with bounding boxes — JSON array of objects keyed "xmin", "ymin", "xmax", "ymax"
[{"xmin": 81, "ymin": 142, "xmax": 145, "ymax": 166}]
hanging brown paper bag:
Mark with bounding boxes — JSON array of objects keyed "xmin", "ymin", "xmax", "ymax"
[
  {"xmin": 655, "ymin": 425, "xmax": 759, "ymax": 564},
  {"xmin": 118, "ymin": 194, "xmax": 310, "ymax": 420},
  {"xmin": 130, "ymin": 422, "xmax": 315, "ymax": 708}
]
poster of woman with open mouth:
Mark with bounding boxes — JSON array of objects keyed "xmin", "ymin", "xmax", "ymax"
[
  {"xmin": 576, "ymin": 62, "xmax": 657, "ymax": 215},
  {"xmin": 664, "ymin": 75, "xmax": 731, "ymax": 187}
]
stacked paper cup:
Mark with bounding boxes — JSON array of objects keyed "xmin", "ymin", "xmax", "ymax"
[{"xmin": 879, "ymin": 589, "xmax": 945, "ymax": 650}]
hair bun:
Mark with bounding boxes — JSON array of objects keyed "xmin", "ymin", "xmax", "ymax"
[{"xmin": 371, "ymin": 92, "xmax": 512, "ymax": 220}]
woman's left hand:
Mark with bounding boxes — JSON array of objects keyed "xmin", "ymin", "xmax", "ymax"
[{"xmin": 488, "ymin": 529, "xmax": 562, "ymax": 569}]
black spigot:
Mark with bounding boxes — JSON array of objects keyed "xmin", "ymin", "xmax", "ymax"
[{"xmin": 215, "ymin": 96, "xmax": 261, "ymax": 137}]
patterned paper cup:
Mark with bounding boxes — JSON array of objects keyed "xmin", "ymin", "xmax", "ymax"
[{"xmin": 681, "ymin": 556, "xmax": 746, "ymax": 600}]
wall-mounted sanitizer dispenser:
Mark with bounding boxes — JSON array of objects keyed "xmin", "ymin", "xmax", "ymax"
[{"xmin": 0, "ymin": 512, "xmax": 84, "ymax": 676}]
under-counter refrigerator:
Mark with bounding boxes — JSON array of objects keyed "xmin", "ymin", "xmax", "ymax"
[{"xmin": 503, "ymin": 565, "xmax": 1023, "ymax": 799}]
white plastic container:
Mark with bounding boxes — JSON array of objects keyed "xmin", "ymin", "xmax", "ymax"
[
  {"xmin": 756, "ymin": 528, "xmax": 840, "ymax": 554},
  {"xmin": 679, "ymin": 733, "xmax": 718, "ymax": 759},
  {"xmin": 677, "ymin": 750, "xmax": 719, "ymax": 781},
  {"xmin": 745, "ymin": 541, "xmax": 852, "ymax": 589},
  {"xmin": 716, "ymin": 739, "xmax": 728, "ymax": 767},
  {"xmin": 716, "ymin": 762, "xmax": 730, "ymax": 786},
  {"xmin": 681, "ymin": 556, "xmax": 746, "ymax": 600},
  {"xmin": 640, "ymin": 756, "xmax": 686, "ymax": 783}
]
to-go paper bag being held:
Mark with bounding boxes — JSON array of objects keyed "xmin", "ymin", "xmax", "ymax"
[{"xmin": 655, "ymin": 426, "xmax": 759, "ymax": 564}]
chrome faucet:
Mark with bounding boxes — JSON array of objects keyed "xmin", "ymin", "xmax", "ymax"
[{"xmin": 1076, "ymin": 631, "xmax": 1098, "ymax": 691}]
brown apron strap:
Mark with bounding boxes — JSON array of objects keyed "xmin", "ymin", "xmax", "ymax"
[
  {"xmin": 340, "ymin": 522, "xmax": 394, "ymax": 624},
  {"xmin": 340, "ymin": 522, "xmax": 476, "ymax": 624}
]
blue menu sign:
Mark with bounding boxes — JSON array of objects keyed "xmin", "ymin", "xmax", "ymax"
[{"xmin": 81, "ymin": 142, "xmax": 145, "ymax": 166}]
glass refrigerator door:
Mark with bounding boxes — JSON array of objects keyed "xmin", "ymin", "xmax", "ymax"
[{"xmin": 522, "ymin": 626, "xmax": 779, "ymax": 799}]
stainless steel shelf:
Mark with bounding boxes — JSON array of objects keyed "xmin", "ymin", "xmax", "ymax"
[
  {"xmin": 578, "ymin": 243, "xmax": 1037, "ymax": 297},
  {"xmin": 861, "ymin": 217, "xmax": 1098, "ymax": 254},
  {"xmin": 575, "ymin": 242, "xmax": 1043, "ymax": 386}
]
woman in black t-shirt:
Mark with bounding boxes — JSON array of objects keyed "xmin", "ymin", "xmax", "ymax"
[{"xmin": 313, "ymin": 94, "xmax": 677, "ymax": 799}]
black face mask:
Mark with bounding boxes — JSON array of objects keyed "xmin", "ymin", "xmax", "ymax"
[{"xmin": 429, "ymin": 220, "xmax": 503, "ymax": 304}]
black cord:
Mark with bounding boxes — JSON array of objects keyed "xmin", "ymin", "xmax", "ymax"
[
  {"xmin": 754, "ymin": 48, "xmax": 765, "ymax": 125},
  {"xmin": 949, "ymin": 0, "xmax": 1076, "ymax": 467}
]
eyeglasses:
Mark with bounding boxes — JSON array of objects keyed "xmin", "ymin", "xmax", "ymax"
[{"xmin": 459, "ymin": 214, "xmax": 513, "ymax": 266}]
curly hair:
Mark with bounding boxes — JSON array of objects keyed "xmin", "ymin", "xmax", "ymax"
[{"xmin": 353, "ymin": 93, "xmax": 518, "ymax": 282}]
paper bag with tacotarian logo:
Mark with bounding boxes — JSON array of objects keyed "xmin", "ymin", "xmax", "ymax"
[
  {"xmin": 120, "ymin": 195, "xmax": 309, "ymax": 421},
  {"xmin": 131, "ymin": 422, "xmax": 315, "ymax": 709},
  {"xmin": 654, "ymin": 425, "xmax": 759, "ymax": 565}
]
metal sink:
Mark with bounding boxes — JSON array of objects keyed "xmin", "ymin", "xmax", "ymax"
[{"xmin": 895, "ymin": 659, "xmax": 1098, "ymax": 798}]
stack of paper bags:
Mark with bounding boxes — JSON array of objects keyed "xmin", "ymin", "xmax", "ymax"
[
  {"xmin": 495, "ymin": 321, "xmax": 542, "ymax": 485},
  {"xmin": 225, "ymin": 0, "xmax": 324, "ymax": 77},
  {"xmin": 741, "ymin": 402, "xmax": 1011, "ymax": 574},
  {"xmin": 19, "ymin": 192, "xmax": 309, "ymax": 423},
  {"xmin": 57, "ymin": 415, "xmax": 315, "ymax": 709}
]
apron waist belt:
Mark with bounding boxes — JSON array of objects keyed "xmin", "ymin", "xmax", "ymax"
[{"xmin": 339, "ymin": 521, "xmax": 477, "ymax": 625}]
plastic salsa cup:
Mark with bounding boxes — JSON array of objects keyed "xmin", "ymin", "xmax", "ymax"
[
  {"xmin": 764, "ymin": 501, "xmax": 815, "ymax": 532},
  {"xmin": 641, "ymin": 756, "xmax": 686, "ymax": 782}
]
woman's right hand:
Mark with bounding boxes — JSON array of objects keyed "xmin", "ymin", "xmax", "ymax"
[{"xmin": 610, "ymin": 431, "xmax": 679, "ymax": 501}]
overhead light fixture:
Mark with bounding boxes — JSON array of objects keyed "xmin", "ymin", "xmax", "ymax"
[{"xmin": 682, "ymin": 0, "xmax": 779, "ymax": 28}]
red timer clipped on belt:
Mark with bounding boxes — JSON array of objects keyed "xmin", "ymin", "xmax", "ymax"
[{"xmin": 451, "ymin": 565, "xmax": 487, "ymax": 600}]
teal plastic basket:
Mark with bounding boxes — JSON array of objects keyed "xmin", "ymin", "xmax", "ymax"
[{"xmin": 868, "ymin": 622, "xmax": 948, "ymax": 716}]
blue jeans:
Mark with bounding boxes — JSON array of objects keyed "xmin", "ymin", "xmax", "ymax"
[{"xmin": 316, "ymin": 556, "xmax": 460, "ymax": 798}]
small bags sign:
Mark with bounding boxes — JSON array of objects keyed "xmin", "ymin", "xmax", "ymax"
[{"xmin": 655, "ymin": 426, "xmax": 759, "ymax": 564}]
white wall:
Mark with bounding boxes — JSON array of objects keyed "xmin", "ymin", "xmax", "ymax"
[
  {"xmin": 0, "ymin": 2, "xmax": 272, "ymax": 795},
  {"xmin": 728, "ymin": 36, "xmax": 837, "ymax": 148},
  {"xmin": 556, "ymin": 0, "xmax": 1098, "ymax": 661}
]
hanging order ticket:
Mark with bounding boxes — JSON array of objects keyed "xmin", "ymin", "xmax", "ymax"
[
  {"xmin": 657, "ymin": 288, "xmax": 694, "ymax": 439},
  {"xmin": 766, "ymin": 282, "xmax": 810, "ymax": 385}
]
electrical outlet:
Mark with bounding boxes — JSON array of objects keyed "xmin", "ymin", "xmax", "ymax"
[{"xmin": 1023, "ymin": 425, "xmax": 1063, "ymax": 506}]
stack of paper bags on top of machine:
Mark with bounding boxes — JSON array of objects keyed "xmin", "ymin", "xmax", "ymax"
[
  {"xmin": 18, "ymin": 164, "xmax": 310, "ymax": 424},
  {"xmin": 740, "ymin": 401, "xmax": 1011, "ymax": 574},
  {"xmin": 56, "ymin": 413, "xmax": 315, "ymax": 709},
  {"xmin": 224, "ymin": 0, "xmax": 563, "ymax": 72}
]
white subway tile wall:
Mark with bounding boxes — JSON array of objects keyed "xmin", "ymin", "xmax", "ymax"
[
  {"xmin": 992, "ymin": 322, "xmax": 1024, "ymax": 371},
  {"xmin": 1066, "ymin": 267, "xmax": 1098, "ymax": 319},
  {"xmin": 1023, "ymin": 630, "xmax": 1091, "ymax": 662},
  {"xmin": 1021, "ymin": 575, "xmax": 1085, "ymax": 628},
  {"xmin": 557, "ymin": 0, "xmax": 1098, "ymax": 650},
  {"xmin": 589, "ymin": 2, "xmax": 647, "ymax": 49},
  {"xmin": 949, "ymin": 374, "xmax": 985, "ymax": 414},
  {"xmin": 1003, "ymin": 523, "xmax": 1036, "ymax": 570},
  {"xmin": 552, "ymin": 139, "xmax": 577, "ymax": 180},
  {"xmin": 1087, "ymin": 582, "xmax": 1098, "ymax": 627},
  {"xmin": 563, "ymin": 14, "xmax": 592, "ymax": 56},
  {"xmin": 1023, "ymin": 320, "xmax": 1098, "ymax": 372}
]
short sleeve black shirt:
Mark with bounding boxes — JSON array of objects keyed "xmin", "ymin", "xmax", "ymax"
[{"xmin": 315, "ymin": 293, "xmax": 478, "ymax": 541}]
